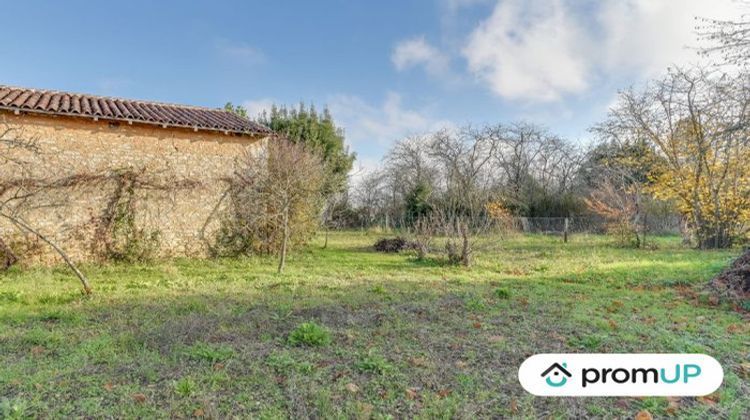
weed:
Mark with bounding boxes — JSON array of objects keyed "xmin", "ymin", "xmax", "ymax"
[
  {"xmin": 494, "ymin": 288, "xmax": 510, "ymax": 299},
  {"xmin": 174, "ymin": 377, "xmax": 196, "ymax": 397},
  {"xmin": 568, "ymin": 335, "xmax": 604, "ymax": 351},
  {"xmin": 288, "ymin": 322, "xmax": 331, "ymax": 347},
  {"xmin": 183, "ymin": 342, "xmax": 234, "ymax": 363},
  {"xmin": 266, "ymin": 351, "xmax": 293, "ymax": 370},
  {"xmin": 356, "ymin": 350, "xmax": 393, "ymax": 374},
  {"xmin": 0, "ymin": 398, "xmax": 28, "ymax": 420},
  {"xmin": 0, "ymin": 291, "xmax": 24, "ymax": 304},
  {"xmin": 370, "ymin": 285, "xmax": 387, "ymax": 295},
  {"xmin": 464, "ymin": 296, "xmax": 486, "ymax": 311},
  {"xmin": 37, "ymin": 292, "xmax": 81, "ymax": 305}
]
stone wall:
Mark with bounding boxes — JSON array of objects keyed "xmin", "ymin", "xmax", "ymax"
[{"xmin": 0, "ymin": 111, "xmax": 267, "ymax": 264}]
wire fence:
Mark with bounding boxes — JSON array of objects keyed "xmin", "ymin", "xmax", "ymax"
[
  {"xmin": 509, "ymin": 215, "xmax": 682, "ymax": 235},
  {"xmin": 354, "ymin": 214, "xmax": 683, "ymax": 237}
]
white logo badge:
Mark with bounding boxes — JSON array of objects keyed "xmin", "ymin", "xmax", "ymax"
[{"xmin": 519, "ymin": 354, "xmax": 723, "ymax": 396}]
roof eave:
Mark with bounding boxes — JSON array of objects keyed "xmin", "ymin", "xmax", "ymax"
[{"xmin": 0, "ymin": 106, "xmax": 270, "ymax": 137}]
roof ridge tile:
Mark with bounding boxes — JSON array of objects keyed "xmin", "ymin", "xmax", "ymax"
[{"xmin": 0, "ymin": 84, "xmax": 271, "ymax": 136}]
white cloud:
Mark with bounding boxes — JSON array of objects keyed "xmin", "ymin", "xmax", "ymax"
[
  {"xmin": 598, "ymin": 0, "xmax": 740, "ymax": 76},
  {"xmin": 392, "ymin": 36, "xmax": 451, "ymax": 79},
  {"xmin": 240, "ymin": 93, "xmax": 450, "ymax": 181},
  {"xmin": 463, "ymin": 0, "xmax": 590, "ymax": 102},
  {"xmin": 240, "ymin": 92, "xmax": 450, "ymax": 162},
  {"xmin": 461, "ymin": 0, "xmax": 744, "ymax": 102},
  {"xmin": 241, "ymin": 98, "xmax": 276, "ymax": 118},
  {"xmin": 327, "ymin": 91, "xmax": 452, "ymax": 149}
]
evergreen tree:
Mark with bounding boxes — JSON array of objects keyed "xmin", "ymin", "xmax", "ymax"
[
  {"xmin": 405, "ymin": 181, "xmax": 432, "ymax": 224},
  {"xmin": 225, "ymin": 102, "xmax": 355, "ymax": 197},
  {"xmin": 224, "ymin": 102, "xmax": 248, "ymax": 119}
]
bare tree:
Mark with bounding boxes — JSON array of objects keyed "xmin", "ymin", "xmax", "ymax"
[
  {"xmin": 493, "ymin": 122, "xmax": 584, "ymax": 215},
  {"xmin": 321, "ymin": 191, "xmax": 350, "ymax": 248},
  {"xmin": 429, "ymin": 126, "xmax": 501, "ymax": 222},
  {"xmin": 385, "ymin": 134, "xmax": 437, "ymax": 193},
  {"xmin": 594, "ymin": 66, "xmax": 750, "ymax": 248},
  {"xmin": 697, "ymin": 2, "xmax": 750, "ymax": 66},
  {"xmin": 584, "ymin": 174, "xmax": 644, "ymax": 247},
  {"xmin": 231, "ymin": 138, "xmax": 325, "ymax": 272},
  {"xmin": 0, "ymin": 123, "xmax": 92, "ymax": 293},
  {"xmin": 351, "ymin": 169, "xmax": 389, "ymax": 228}
]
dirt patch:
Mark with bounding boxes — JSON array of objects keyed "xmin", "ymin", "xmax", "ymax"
[
  {"xmin": 709, "ymin": 249, "xmax": 750, "ymax": 304},
  {"xmin": 137, "ymin": 313, "xmax": 223, "ymax": 353}
]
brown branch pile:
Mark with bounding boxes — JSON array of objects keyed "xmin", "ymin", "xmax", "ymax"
[{"xmin": 709, "ymin": 249, "xmax": 750, "ymax": 304}]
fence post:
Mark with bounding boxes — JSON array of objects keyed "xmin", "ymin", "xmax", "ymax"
[{"xmin": 563, "ymin": 217, "xmax": 569, "ymax": 243}]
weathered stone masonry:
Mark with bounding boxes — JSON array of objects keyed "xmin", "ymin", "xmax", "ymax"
[{"xmin": 0, "ymin": 111, "xmax": 268, "ymax": 263}]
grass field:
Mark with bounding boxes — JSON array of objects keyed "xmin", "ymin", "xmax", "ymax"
[{"xmin": 0, "ymin": 232, "xmax": 748, "ymax": 418}]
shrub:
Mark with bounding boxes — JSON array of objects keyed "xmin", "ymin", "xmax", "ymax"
[
  {"xmin": 494, "ymin": 288, "xmax": 510, "ymax": 299},
  {"xmin": 606, "ymin": 221, "xmax": 640, "ymax": 248},
  {"xmin": 288, "ymin": 322, "xmax": 331, "ymax": 347},
  {"xmin": 0, "ymin": 237, "xmax": 17, "ymax": 271}
]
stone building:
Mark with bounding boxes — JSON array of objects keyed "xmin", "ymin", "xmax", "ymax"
[{"xmin": 0, "ymin": 85, "xmax": 272, "ymax": 263}]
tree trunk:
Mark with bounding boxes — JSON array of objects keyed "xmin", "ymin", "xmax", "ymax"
[
  {"xmin": 1, "ymin": 213, "xmax": 92, "ymax": 294},
  {"xmin": 459, "ymin": 221, "xmax": 471, "ymax": 267},
  {"xmin": 278, "ymin": 209, "xmax": 289, "ymax": 273},
  {"xmin": 0, "ymin": 236, "xmax": 17, "ymax": 270}
]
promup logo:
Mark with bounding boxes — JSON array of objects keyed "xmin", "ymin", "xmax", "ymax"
[
  {"xmin": 541, "ymin": 362, "xmax": 571, "ymax": 387},
  {"xmin": 519, "ymin": 354, "xmax": 723, "ymax": 396}
]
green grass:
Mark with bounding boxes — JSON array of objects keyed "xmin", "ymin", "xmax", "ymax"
[{"xmin": 0, "ymin": 231, "xmax": 748, "ymax": 418}]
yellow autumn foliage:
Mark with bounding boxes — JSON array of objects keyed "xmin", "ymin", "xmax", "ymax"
[{"xmin": 646, "ymin": 119, "xmax": 750, "ymax": 247}]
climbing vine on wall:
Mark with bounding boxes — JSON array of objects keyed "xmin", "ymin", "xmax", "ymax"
[
  {"xmin": 89, "ymin": 167, "xmax": 201, "ymax": 263},
  {"xmin": 93, "ymin": 169, "xmax": 156, "ymax": 262}
]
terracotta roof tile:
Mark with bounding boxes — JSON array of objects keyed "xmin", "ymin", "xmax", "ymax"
[{"xmin": 0, "ymin": 84, "xmax": 271, "ymax": 136}]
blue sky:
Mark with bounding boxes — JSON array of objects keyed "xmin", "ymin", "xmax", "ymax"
[{"xmin": 0, "ymin": 0, "xmax": 744, "ymax": 173}]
